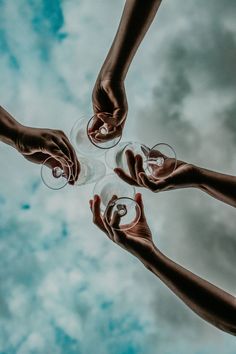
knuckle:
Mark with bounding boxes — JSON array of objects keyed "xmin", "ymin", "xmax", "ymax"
[{"xmin": 57, "ymin": 129, "xmax": 64, "ymax": 136}]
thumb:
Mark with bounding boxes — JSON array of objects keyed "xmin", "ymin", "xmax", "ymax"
[
  {"xmin": 134, "ymin": 193, "xmax": 145, "ymax": 221},
  {"xmin": 97, "ymin": 109, "xmax": 126, "ymax": 127}
]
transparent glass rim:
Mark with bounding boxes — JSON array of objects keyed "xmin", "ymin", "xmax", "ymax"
[
  {"xmin": 104, "ymin": 196, "xmax": 141, "ymax": 231},
  {"xmin": 87, "ymin": 114, "xmax": 122, "ymax": 150},
  {"xmin": 40, "ymin": 156, "xmax": 71, "ymax": 190},
  {"xmin": 70, "ymin": 115, "xmax": 87, "ymax": 153},
  {"xmin": 92, "ymin": 173, "xmax": 136, "ymax": 206}
]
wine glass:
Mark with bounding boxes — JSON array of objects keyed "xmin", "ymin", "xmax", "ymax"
[
  {"xmin": 70, "ymin": 114, "xmax": 122, "ymax": 157},
  {"xmin": 105, "ymin": 141, "xmax": 177, "ymax": 179},
  {"xmin": 41, "ymin": 157, "xmax": 71, "ymax": 190},
  {"xmin": 41, "ymin": 156, "xmax": 106, "ymax": 190},
  {"xmin": 93, "ymin": 174, "xmax": 141, "ymax": 231}
]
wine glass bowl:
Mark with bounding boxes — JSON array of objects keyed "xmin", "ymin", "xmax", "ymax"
[
  {"xmin": 41, "ymin": 157, "xmax": 71, "ymax": 190},
  {"xmin": 105, "ymin": 141, "xmax": 177, "ymax": 180},
  {"xmin": 70, "ymin": 114, "xmax": 122, "ymax": 157},
  {"xmin": 87, "ymin": 113, "xmax": 122, "ymax": 150},
  {"xmin": 105, "ymin": 141, "xmax": 149, "ymax": 171},
  {"xmin": 105, "ymin": 197, "xmax": 141, "ymax": 231},
  {"xmin": 93, "ymin": 174, "xmax": 141, "ymax": 231},
  {"xmin": 146, "ymin": 143, "xmax": 177, "ymax": 179}
]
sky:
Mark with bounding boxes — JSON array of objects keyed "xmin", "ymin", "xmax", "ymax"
[{"xmin": 0, "ymin": 0, "xmax": 236, "ymax": 353}]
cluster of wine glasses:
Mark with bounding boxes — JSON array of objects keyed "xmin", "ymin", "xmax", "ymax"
[{"xmin": 41, "ymin": 114, "xmax": 177, "ymax": 231}]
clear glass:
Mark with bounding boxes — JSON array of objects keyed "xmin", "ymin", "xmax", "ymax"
[
  {"xmin": 146, "ymin": 143, "xmax": 177, "ymax": 179},
  {"xmin": 75, "ymin": 157, "xmax": 106, "ymax": 186},
  {"xmin": 105, "ymin": 141, "xmax": 149, "ymax": 171},
  {"xmin": 105, "ymin": 141, "xmax": 177, "ymax": 179},
  {"xmin": 93, "ymin": 174, "xmax": 141, "ymax": 231},
  {"xmin": 41, "ymin": 157, "xmax": 106, "ymax": 189},
  {"xmin": 41, "ymin": 157, "xmax": 71, "ymax": 190},
  {"xmin": 70, "ymin": 114, "xmax": 121, "ymax": 157}
]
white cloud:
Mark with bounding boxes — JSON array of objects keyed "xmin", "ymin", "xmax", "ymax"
[{"xmin": 0, "ymin": 0, "xmax": 236, "ymax": 353}]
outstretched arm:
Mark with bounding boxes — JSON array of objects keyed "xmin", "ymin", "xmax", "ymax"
[
  {"xmin": 115, "ymin": 150, "xmax": 236, "ymax": 208},
  {"xmin": 91, "ymin": 0, "xmax": 162, "ymax": 141},
  {"xmin": 99, "ymin": 0, "xmax": 163, "ymax": 81},
  {"xmin": 0, "ymin": 105, "xmax": 80, "ymax": 183},
  {"xmin": 90, "ymin": 193, "xmax": 236, "ymax": 335},
  {"xmin": 198, "ymin": 167, "xmax": 236, "ymax": 208}
]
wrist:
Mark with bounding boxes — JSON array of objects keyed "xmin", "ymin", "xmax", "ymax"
[
  {"xmin": 188, "ymin": 164, "xmax": 203, "ymax": 189},
  {"xmin": 141, "ymin": 246, "xmax": 167, "ymax": 276},
  {"xmin": 13, "ymin": 124, "xmax": 28, "ymax": 151},
  {"xmin": 137, "ymin": 242, "xmax": 160, "ymax": 269},
  {"xmin": 193, "ymin": 165, "xmax": 205, "ymax": 190},
  {"xmin": 99, "ymin": 64, "xmax": 126, "ymax": 82},
  {"xmin": 0, "ymin": 107, "xmax": 24, "ymax": 149}
]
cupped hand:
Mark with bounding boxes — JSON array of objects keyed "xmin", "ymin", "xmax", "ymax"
[
  {"xmin": 114, "ymin": 149, "xmax": 200, "ymax": 193},
  {"xmin": 15, "ymin": 126, "xmax": 80, "ymax": 184},
  {"xmin": 89, "ymin": 193, "xmax": 155, "ymax": 260},
  {"xmin": 91, "ymin": 79, "xmax": 128, "ymax": 141}
]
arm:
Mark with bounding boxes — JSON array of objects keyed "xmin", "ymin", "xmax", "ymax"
[
  {"xmin": 99, "ymin": 0, "xmax": 163, "ymax": 81},
  {"xmin": 90, "ymin": 193, "xmax": 236, "ymax": 336},
  {"xmin": 0, "ymin": 105, "xmax": 80, "ymax": 183},
  {"xmin": 115, "ymin": 150, "xmax": 236, "ymax": 207},
  {"xmin": 91, "ymin": 0, "xmax": 162, "ymax": 141},
  {"xmin": 146, "ymin": 247, "xmax": 236, "ymax": 336},
  {"xmin": 199, "ymin": 167, "xmax": 236, "ymax": 208}
]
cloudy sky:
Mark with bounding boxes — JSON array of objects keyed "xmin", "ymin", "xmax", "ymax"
[{"xmin": 0, "ymin": 0, "xmax": 236, "ymax": 353}]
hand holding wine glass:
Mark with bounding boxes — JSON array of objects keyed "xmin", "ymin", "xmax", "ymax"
[
  {"xmin": 115, "ymin": 148, "xmax": 200, "ymax": 193},
  {"xmin": 91, "ymin": 79, "xmax": 128, "ymax": 142},
  {"xmin": 16, "ymin": 126, "xmax": 80, "ymax": 185},
  {"xmin": 90, "ymin": 193, "xmax": 155, "ymax": 259}
]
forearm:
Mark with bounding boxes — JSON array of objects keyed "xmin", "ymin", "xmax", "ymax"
[
  {"xmin": 141, "ymin": 247, "xmax": 236, "ymax": 335},
  {"xmin": 0, "ymin": 105, "xmax": 22, "ymax": 148},
  {"xmin": 198, "ymin": 167, "xmax": 236, "ymax": 207},
  {"xmin": 99, "ymin": 0, "xmax": 162, "ymax": 80}
]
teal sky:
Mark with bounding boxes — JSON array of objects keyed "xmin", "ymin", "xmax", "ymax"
[{"xmin": 0, "ymin": 0, "xmax": 236, "ymax": 353}]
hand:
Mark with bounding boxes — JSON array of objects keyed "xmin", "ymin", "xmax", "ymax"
[
  {"xmin": 114, "ymin": 149, "xmax": 200, "ymax": 193},
  {"xmin": 15, "ymin": 126, "xmax": 80, "ymax": 184},
  {"xmin": 91, "ymin": 79, "xmax": 128, "ymax": 141},
  {"xmin": 89, "ymin": 193, "xmax": 155, "ymax": 261}
]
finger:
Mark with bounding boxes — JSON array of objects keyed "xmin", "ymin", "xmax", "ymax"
[
  {"xmin": 92, "ymin": 195, "xmax": 107, "ymax": 234},
  {"xmin": 97, "ymin": 112, "xmax": 117, "ymax": 127},
  {"xmin": 141, "ymin": 145, "xmax": 150, "ymax": 158},
  {"xmin": 139, "ymin": 173, "xmax": 159, "ymax": 192},
  {"xmin": 135, "ymin": 155, "xmax": 145, "ymax": 185},
  {"xmin": 134, "ymin": 193, "xmax": 145, "ymax": 221},
  {"xmin": 52, "ymin": 138, "xmax": 76, "ymax": 184},
  {"xmin": 126, "ymin": 150, "xmax": 136, "ymax": 180},
  {"xmin": 53, "ymin": 137, "xmax": 72, "ymax": 162},
  {"xmin": 89, "ymin": 115, "xmax": 103, "ymax": 133},
  {"xmin": 110, "ymin": 211, "xmax": 127, "ymax": 244},
  {"xmin": 110, "ymin": 210, "xmax": 121, "ymax": 229},
  {"xmin": 113, "ymin": 107, "xmax": 127, "ymax": 125},
  {"xmin": 45, "ymin": 143, "xmax": 72, "ymax": 167},
  {"xmin": 114, "ymin": 168, "xmax": 139, "ymax": 186},
  {"xmin": 62, "ymin": 137, "xmax": 80, "ymax": 182},
  {"xmin": 104, "ymin": 195, "xmax": 118, "ymax": 224},
  {"xmin": 98, "ymin": 108, "xmax": 126, "ymax": 127},
  {"xmin": 110, "ymin": 211, "xmax": 127, "ymax": 245}
]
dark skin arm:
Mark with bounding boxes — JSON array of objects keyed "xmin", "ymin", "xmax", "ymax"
[
  {"xmin": 0, "ymin": 105, "xmax": 80, "ymax": 184},
  {"xmin": 90, "ymin": 193, "xmax": 236, "ymax": 336},
  {"xmin": 115, "ymin": 150, "xmax": 236, "ymax": 208},
  {"xmin": 91, "ymin": 0, "xmax": 162, "ymax": 141}
]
